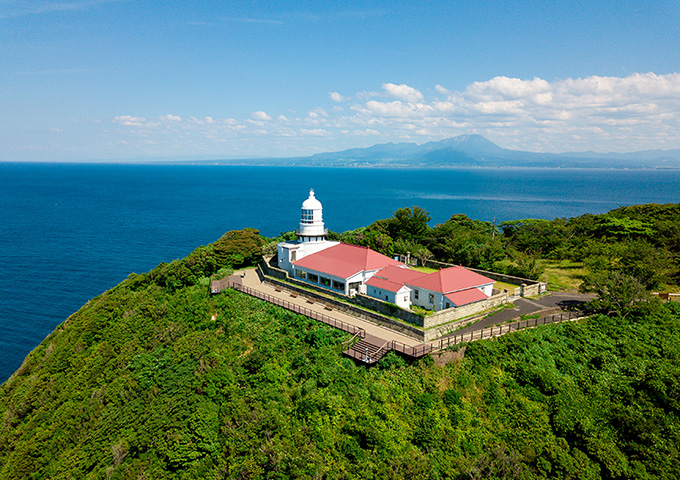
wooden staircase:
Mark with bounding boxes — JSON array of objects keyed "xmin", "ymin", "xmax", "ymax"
[{"xmin": 343, "ymin": 334, "xmax": 390, "ymax": 365}]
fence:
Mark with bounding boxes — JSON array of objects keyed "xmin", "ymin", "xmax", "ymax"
[
  {"xmin": 652, "ymin": 292, "xmax": 680, "ymax": 302},
  {"xmin": 390, "ymin": 310, "xmax": 584, "ymax": 358},
  {"xmin": 210, "ymin": 275, "xmax": 233, "ymax": 294},
  {"xmin": 227, "ymin": 281, "xmax": 366, "ymax": 338}
]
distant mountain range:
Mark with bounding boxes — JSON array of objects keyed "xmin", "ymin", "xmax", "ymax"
[{"xmin": 200, "ymin": 134, "xmax": 680, "ymax": 169}]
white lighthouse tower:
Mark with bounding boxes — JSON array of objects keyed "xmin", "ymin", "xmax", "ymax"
[
  {"xmin": 297, "ymin": 189, "xmax": 327, "ymax": 243},
  {"xmin": 276, "ymin": 189, "xmax": 338, "ymax": 275}
]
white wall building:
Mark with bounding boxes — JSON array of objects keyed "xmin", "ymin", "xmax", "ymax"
[
  {"xmin": 292, "ymin": 243, "xmax": 404, "ymax": 296},
  {"xmin": 406, "ymin": 267, "xmax": 494, "ymax": 311},
  {"xmin": 365, "ymin": 265, "xmax": 427, "ymax": 309}
]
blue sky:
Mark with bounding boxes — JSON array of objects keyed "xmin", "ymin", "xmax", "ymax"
[{"xmin": 2, "ymin": 0, "xmax": 680, "ymax": 161}]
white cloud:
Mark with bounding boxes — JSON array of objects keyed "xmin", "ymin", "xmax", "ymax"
[
  {"xmin": 160, "ymin": 114, "xmax": 181, "ymax": 122},
  {"xmin": 300, "ymin": 128, "xmax": 330, "ymax": 136},
  {"xmin": 329, "ymin": 92, "xmax": 346, "ymax": 102},
  {"xmin": 113, "ymin": 115, "xmax": 146, "ymax": 127},
  {"xmin": 251, "ymin": 111, "xmax": 272, "ymax": 121},
  {"xmin": 306, "ymin": 108, "xmax": 328, "ymax": 121},
  {"xmin": 382, "ymin": 83, "xmax": 424, "ymax": 102},
  {"xmin": 345, "ymin": 72, "xmax": 680, "ymax": 151}
]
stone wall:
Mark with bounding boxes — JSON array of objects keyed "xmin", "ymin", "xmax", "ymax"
[
  {"xmin": 352, "ymin": 294, "xmax": 424, "ymax": 327},
  {"xmin": 423, "ymin": 292, "xmax": 508, "ymax": 330},
  {"xmin": 261, "ymin": 255, "xmax": 288, "ymax": 280},
  {"xmin": 423, "ymin": 313, "xmax": 486, "ymax": 342}
]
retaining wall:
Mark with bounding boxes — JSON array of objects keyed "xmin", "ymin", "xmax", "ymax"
[
  {"xmin": 423, "ymin": 292, "xmax": 508, "ymax": 329},
  {"xmin": 352, "ymin": 294, "xmax": 425, "ymax": 326}
]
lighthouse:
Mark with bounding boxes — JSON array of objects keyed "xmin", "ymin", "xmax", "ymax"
[
  {"xmin": 276, "ymin": 189, "xmax": 339, "ymax": 274},
  {"xmin": 296, "ymin": 189, "xmax": 328, "ymax": 243}
]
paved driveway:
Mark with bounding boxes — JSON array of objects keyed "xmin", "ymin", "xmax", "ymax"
[{"xmin": 455, "ymin": 292, "xmax": 595, "ymax": 335}]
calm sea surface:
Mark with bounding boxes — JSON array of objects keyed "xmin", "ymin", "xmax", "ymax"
[{"xmin": 2, "ymin": 163, "xmax": 680, "ymax": 382}]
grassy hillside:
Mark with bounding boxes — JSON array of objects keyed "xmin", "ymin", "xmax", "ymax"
[{"xmin": 1, "ymin": 243, "xmax": 679, "ymax": 479}]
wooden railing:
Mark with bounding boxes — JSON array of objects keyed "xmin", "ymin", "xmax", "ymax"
[
  {"xmin": 229, "ymin": 282, "xmax": 366, "ymax": 338},
  {"xmin": 391, "ymin": 310, "xmax": 584, "ymax": 358}
]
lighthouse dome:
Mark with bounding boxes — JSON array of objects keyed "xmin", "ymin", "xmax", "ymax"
[{"xmin": 301, "ymin": 189, "xmax": 322, "ymax": 210}]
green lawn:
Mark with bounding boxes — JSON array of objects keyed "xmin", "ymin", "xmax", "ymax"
[
  {"xmin": 409, "ymin": 266, "xmax": 438, "ymax": 273},
  {"xmin": 538, "ymin": 259, "xmax": 585, "ymax": 292},
  {"xmin": 494, "ymin": 280, "xmax": 520, "ymax": 294}
]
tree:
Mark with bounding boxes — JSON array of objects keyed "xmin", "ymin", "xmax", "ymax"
[
  {"xmin": 212, "ymin": 228, "xmax": 264, "ymax": 267},
  {"xmin": 340, "ymin": 228, "xmax": 395, "ymax": 257},
  {"xmin": 505, "ymin": 248, "xmax": 544, "ymax": 280},
  {"xmin": 428, "ymin": 214, "xmax": 504, "ymax": 269},
  {"xmin": 386, "ymin": 206, "xmax": 431, "ymax": 242},
  {"xmin": 579, "ymin": 270, "xmax": 650, "ymax": 317}
]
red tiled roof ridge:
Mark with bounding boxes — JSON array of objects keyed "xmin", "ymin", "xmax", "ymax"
[
  {"xmin": 406, "ymin": 265, "xmax": 493, "ymax": 293},
  {"xmin": 292, "ymin": 243, "xmax": 403, "ymax": 278}
]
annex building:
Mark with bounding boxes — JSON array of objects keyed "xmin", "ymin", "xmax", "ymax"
[{"xmin": 277, "ymin": 190, "xmax": 495, "ymax": 312}]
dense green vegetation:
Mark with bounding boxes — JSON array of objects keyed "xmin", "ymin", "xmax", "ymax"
[{"xmin": 2, "ymin": 205, "xmax": 679, "ymax": 479}]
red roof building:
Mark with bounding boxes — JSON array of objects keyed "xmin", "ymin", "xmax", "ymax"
[
  {"xmin": 291, "ymin": 243, "xmax": 404, "ymax": 295},
  {"xmin": 406, "ymin": 266, "xmax": 495, "ymax": 311},
  {"xmin": 365, "ymin": 266, "xmax": 428, "ymax": 308}
]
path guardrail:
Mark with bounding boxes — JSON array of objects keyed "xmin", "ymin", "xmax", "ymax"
[
  {"xmin": 391, "ymin": 310, "xmax": 584, "ymax": 358},
  {"xmin": 228, "ymin": 281, "xmax": 366, "ymax": 338}
]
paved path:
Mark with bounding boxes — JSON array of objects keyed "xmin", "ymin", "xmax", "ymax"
[
  {"xmin": 455, "ymin": 292, "xmax": 595, "ymax": 335},
  {"xmin": 238, "ymin": 269, "xmax": 421, "ymax": 347}
]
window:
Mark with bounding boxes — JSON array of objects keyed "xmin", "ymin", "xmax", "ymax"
[
  {"xmin": 414, "ymin": 290, "xmax": 419, "ymax": 299},
  {"xmin": 320, "ymin": 277, "xmax": 331, "ymax": 287},
  {"xmin": 290, "ymin": 251, "xmax": 296, "ymax": 262},
  {"xmin": 446, "ymin": 302, "xmax": 450, "ymax": 309},
  {"xmin": 308, "ymin": 273, "xmax": 319, "ymax": 283},
  {"xmin": 333, "ymin": 280, "xmax": 345, "ymax": 291},
  {"xmin": 429, "ymin": 293, "xmax": 435, "ymax": 304},
  {"xmin": 301, "ymin": 209, "xmax": 314, "ymax": 224},
  {"xmin": 295, "ymin": 270, "xmax": 306, "ymax": 280}
]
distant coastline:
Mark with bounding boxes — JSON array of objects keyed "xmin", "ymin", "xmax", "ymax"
[{"xmin": 4, "ymin": 134, "xmax": 680, "ymax": 168}]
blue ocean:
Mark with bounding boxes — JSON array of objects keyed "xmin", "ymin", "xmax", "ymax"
[{"xmin": 2, "ymin": 163, "xmax": 680, "ymax": 382}]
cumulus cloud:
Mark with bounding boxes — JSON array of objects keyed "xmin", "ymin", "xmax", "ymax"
[
  {"xmin": 113, "ymin": 115, "xmax": 146, "ymax": 127},
  {"xmin": 329, "ymin": 92, "xmax": 346, "ymax": 102},
  {"xmin": 160, "ymin": 114, "xmax": 181, "ymax": 121},
  {"xmin": 251, "ymin": 111, "xmax": 272, "ymax": 121},
  {"xmin": 342, "ymin": 73, "xmax": 680, "ymax": 151},
  {"xmin": 300, "ymin": 128, "xmax": 330, "ymax": 136},
  {"xmin": 382, "ymin": 83, "xmax": 424, "ymax": 102}
]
